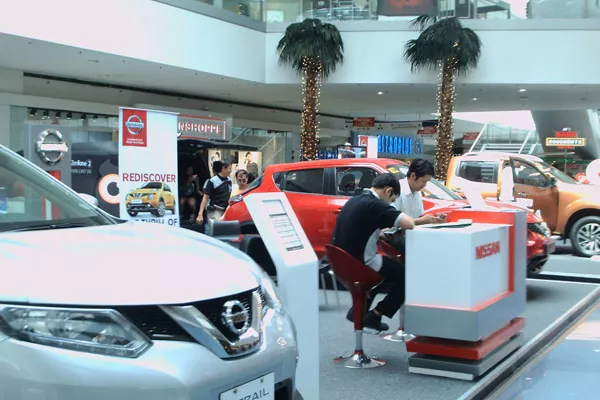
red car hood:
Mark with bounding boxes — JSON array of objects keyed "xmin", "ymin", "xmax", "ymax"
[{"xmin": 427, "ymin": 199, "xmax": 540, "ymax": 224}]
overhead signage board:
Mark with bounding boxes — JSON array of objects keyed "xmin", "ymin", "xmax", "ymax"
[
  {"xmin": 546, "ymin": 137, "xmax": 586, "ymax": 147},
  {"xmin": 177, "ymin": 115, "xmax": 228, "ymax": 141},
  {"xmin": 353, "ymin": 117, "xmax": 375, "ymax": 128}
]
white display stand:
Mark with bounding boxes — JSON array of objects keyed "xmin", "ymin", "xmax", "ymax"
[
  {"xmin": 244, "ymin": 192, "xmax": 319, "ymax": 400},
  {"xmin": 406, "ymin": 223, "xmax": 510, "ymax": 311}
]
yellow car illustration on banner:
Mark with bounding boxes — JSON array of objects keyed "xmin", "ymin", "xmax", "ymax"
[{"xmin": 125, "ymin": 182, "xmax": 176, "ymax": 217}]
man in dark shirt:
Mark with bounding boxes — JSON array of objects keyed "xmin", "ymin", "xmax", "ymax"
[
  {"xmin": 196, "ymin": 160, "xmax": 232, "ymax": 228},
  {"xmin": 331, "ymin": 173, "xmax": 415, "ymax": 332}
]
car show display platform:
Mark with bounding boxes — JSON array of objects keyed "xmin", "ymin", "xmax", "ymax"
[{"xmin": 318, "ymin": 279, "xmax": 600, "ymax": 400}]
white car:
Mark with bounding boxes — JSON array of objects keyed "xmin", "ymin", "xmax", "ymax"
[{"xmin": 0, "ymin": 144, "xmax": 298, "ymax": 400}]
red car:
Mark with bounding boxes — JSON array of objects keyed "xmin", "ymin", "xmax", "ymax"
[{"xmin": 224, "ymin": 158, "xmax": 554, "ymax": 275}]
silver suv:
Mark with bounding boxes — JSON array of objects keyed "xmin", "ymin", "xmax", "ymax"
[{"xmin": 0, "ymin": 145, "xmax": 298, "ymax": 400}]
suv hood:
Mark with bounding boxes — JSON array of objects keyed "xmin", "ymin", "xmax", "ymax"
[
  {"xmin": 0, "ymin": 223, "xmax": 260, "ymax": 306},
  {"xmin": 558, "ymin": 181, "xmax": 600, "ymax": 200}
]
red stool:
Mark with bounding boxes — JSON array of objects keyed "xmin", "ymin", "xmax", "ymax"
[
  {"xmin": 378, "ymin": 239, "xmax": 404, "ymax": 264},
  {"xmin": 377, "ymin": 240, "xmax": 412, "ymax": 343},
  {"xmin": 325, "ymin": 244, "xmax": 386, "ymax": 369}
]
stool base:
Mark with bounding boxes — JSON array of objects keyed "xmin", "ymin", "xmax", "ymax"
[
  {"xmin": 380, "ymin": 329, "xmax": 415, "ymax": 342},
  {"xmin": 334, "ymin": 351, "xmax": 386, "ymax": 369}
]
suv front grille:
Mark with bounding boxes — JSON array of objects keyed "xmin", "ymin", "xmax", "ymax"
[
  {"xmin": 115, "ymin": 306, "xmax": 194, "ymax": 342},
  {"xmin": 192, "ymin": 288, "xmax": 258, "ymax": 343}
]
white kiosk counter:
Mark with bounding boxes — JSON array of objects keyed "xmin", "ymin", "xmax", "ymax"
[
  {"xmin": 244, "ymin": 193, "xmax": 319, "ymax": 400},
  {"xmin": 405, "ymin": 209, "xmax": 527, "ymax": 380}
]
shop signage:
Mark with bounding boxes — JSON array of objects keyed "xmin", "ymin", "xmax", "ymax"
[
  {"xmin": 462, "ymin": 132, "xmax": 479, "ymax": 146},
  {"xmin": 353, "ymin": 117, "xmax": 375, "ymax": 128},
  {"xmin": 119, "ymin": 107, "xmax": 180, "ymax": 227},
  {"xmin": 177, "ymin": 115, "xmax": 227, "ymax": 141},
  {"xmin": 36, "ymin": 129, "xmax": 69, "ymax": 165},
  {"xmin": 378, "ymin": 135, "xmax": 423, "ymax": 156},
  {"xmin": 417, "ymin": 126, "xmax": 437, "ymax": 135},
  {"xmin": 546, "ymin": 137, "xmax": 586, "ymax": 147},
  {"xmin": 378, "ymin": 0, "xmax": 437, "ymax": 17},
  {"xmin": 554, "ymin": 130, "xmax": 578, "ymax": 150}
]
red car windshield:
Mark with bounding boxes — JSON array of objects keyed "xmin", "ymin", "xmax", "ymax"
[{"xmin": 386, "ymin": 164, "xmax": 462, "ymax": 201}]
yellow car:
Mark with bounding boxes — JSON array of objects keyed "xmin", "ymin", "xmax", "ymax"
[{"xmin": 125, "ymin": 182, "xmax": 176, "ymax": 217}]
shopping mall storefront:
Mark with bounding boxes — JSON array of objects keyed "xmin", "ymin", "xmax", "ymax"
[{"xmin": 8, "ymin": 105, "xmax": 295, "ymax": 216}]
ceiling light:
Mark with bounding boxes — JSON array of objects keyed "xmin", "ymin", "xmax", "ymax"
[
  {"xmin": 472, "ymin": 97, "xmax": 478, "ymax": 101},
  {"xmin": 377, "ymin": 91, "xmax": 384, "ymax": 95},
  {"xmin": 519, "ymin": 88, "xmax": 527, "ymax": 92}
]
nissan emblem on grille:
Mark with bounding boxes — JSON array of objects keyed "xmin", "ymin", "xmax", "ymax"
[{"xmin": 221, "ymin": 300, "xmax": 250, "ymax": 335}]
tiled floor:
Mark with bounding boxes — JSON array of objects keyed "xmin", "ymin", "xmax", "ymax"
[{"xmin": 492, "ymin": 302, "xmax": 600, "ymax": 400}]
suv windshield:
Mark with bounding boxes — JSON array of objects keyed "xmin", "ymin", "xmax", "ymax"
[
  {"xmin": 0, "ymin": 146, "xmax": 114, "ymax": 233},
  {"xmin": 386, "ymin": 164, "xmax": 462, "ymax": 201},
  {"xmin": 534, "ymin": 161, "xmax": 579, "ymax": 185},
  {"xmin": 142, "ymin": 182, "xmax": 162, "ymax": 189}
]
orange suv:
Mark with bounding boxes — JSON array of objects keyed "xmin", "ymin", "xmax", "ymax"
[
  {"xmin": 223, "ymin": 158, "xmax": 554, "ymax": 275},
  {"xmin": 446, "ymin": 152, "xmax": 600, "ymax": 257}
]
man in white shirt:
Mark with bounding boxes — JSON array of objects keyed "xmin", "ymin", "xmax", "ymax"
[{"xmin": 394, "ymin": 159, "xmax": 446, "ymax": 224}]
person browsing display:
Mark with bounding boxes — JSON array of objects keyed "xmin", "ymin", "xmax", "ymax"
[
  {"xmin": 331, "ymin": 173, "xmax": 415, "ymax": 332},
  {"xmin": 394, "ymin": 159, "xmax": 446, "ymax": 224},
  {"xmin": 196, "ymin": 160, "xmax": 232, "ymax": 226}
]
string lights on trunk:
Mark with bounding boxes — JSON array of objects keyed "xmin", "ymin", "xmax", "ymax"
[
  {"xmin": 300, "ymin": 57, "xmax": 322, "ymax": 161},
  {"xmin": 435, "ymin": 57, "xmax": 458, "ymax": 182}
]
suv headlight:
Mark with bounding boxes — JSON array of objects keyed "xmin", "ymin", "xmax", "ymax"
[
  {"xmin": 0, "ymin": 305, "xmax": 151, "ymax": 358},
  {"xmin": 258, "ymin": 272, "xmax": 285, "ymax": 315},
  {"xmin": 147, "ymin": 194, "xmax": 155, "ymax": 200}
]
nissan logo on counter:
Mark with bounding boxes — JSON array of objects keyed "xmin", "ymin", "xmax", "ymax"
[
  {"xmin": 36, "ymin": 129, "xmax": 69, "ymax": 165},
  {"xmin": 125, "ymin": 115, "xmax": 145, "ymax": 135}
]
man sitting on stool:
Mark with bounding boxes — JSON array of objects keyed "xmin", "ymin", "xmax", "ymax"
[{"xmin": 331, "ymin": 173, "xmax": 415, "ymax": 332}]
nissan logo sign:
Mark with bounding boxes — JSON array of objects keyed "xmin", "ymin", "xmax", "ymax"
[
  {"xmin": 36, "ymin": 129, "xmax": 69, "ymax": 165},
  {"xmin": 125, "ymin": 115, "xmax": 144, "ymax": 135}
]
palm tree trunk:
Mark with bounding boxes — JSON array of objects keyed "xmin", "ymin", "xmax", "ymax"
[
  {"xmin": 301, "ymin": 58, "xmax": 320, "ymax": 161},
  {"xmin": 435, "ymin": 59, "xmax": 457, "ymax": 182}
]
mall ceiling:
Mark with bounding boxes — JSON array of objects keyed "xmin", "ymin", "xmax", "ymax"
[{"xmin": 2, "ymin": 33, "xmax": 600, "ymax": 120}]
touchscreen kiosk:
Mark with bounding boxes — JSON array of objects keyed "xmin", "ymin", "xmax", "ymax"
[{"xmin": 244, "ymin": 192, "xmax": 319, "ymax": 400}]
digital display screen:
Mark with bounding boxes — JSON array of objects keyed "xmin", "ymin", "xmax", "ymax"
[{"xmin": 263, "ymin": 199, "xmax": 304, "ymax": 252}]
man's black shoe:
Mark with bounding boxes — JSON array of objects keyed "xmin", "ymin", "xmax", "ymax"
[
  {"xmin": 346, "ymin": 307, "xmax": 354, "ymax": 322},
  {"xmin": 346, "ymin": 308, "xmax": 389, "ymax": 332},
  {"xmin": 364, "ymin": 311, "xmax": 389, "ymax": 332}
]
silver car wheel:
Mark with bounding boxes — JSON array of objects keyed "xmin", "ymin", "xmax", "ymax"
[
  {"xmin": 157, "ymin": 201, "xmax": 166, "ymax": 217},
  {"xmin": 576, "ymin": 222, "xmax": 600, "ymax": 256}
]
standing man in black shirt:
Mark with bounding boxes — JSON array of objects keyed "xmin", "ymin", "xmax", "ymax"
[
  {"xmin": 331, "ymin": 173, "xmax": 415, "ymax": 332},
  {"xmin": 196, "ymin": 160, "xmax": 232, "ymax": 229}
]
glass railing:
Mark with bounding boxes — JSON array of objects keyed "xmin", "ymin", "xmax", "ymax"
[{"xmin": 171, "ymin": 0, "xmax": 600, "ymax": 24}]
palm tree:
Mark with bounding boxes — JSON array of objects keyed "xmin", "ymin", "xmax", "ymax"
[
  {"xmin": 404, "ymin": 15, "xmax": 482, "ymax": 181},
  {"xmin": 277, "ymin": 18, "xmax": 344, "ymax": 160}
]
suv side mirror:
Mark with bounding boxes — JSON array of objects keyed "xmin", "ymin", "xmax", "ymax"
[{"xmin": 549, "ymin": 177, "xmax": 558, "ymax": 187}]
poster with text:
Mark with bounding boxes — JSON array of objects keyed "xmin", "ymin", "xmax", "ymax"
[{"xmin": 119, "ymin": 108, "xmax": 180, "ymax": 227}]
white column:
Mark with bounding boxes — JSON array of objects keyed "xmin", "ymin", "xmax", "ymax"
[{"xmin": 0, "ymin": 104, "xmax": 9, "ymax": 147}]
